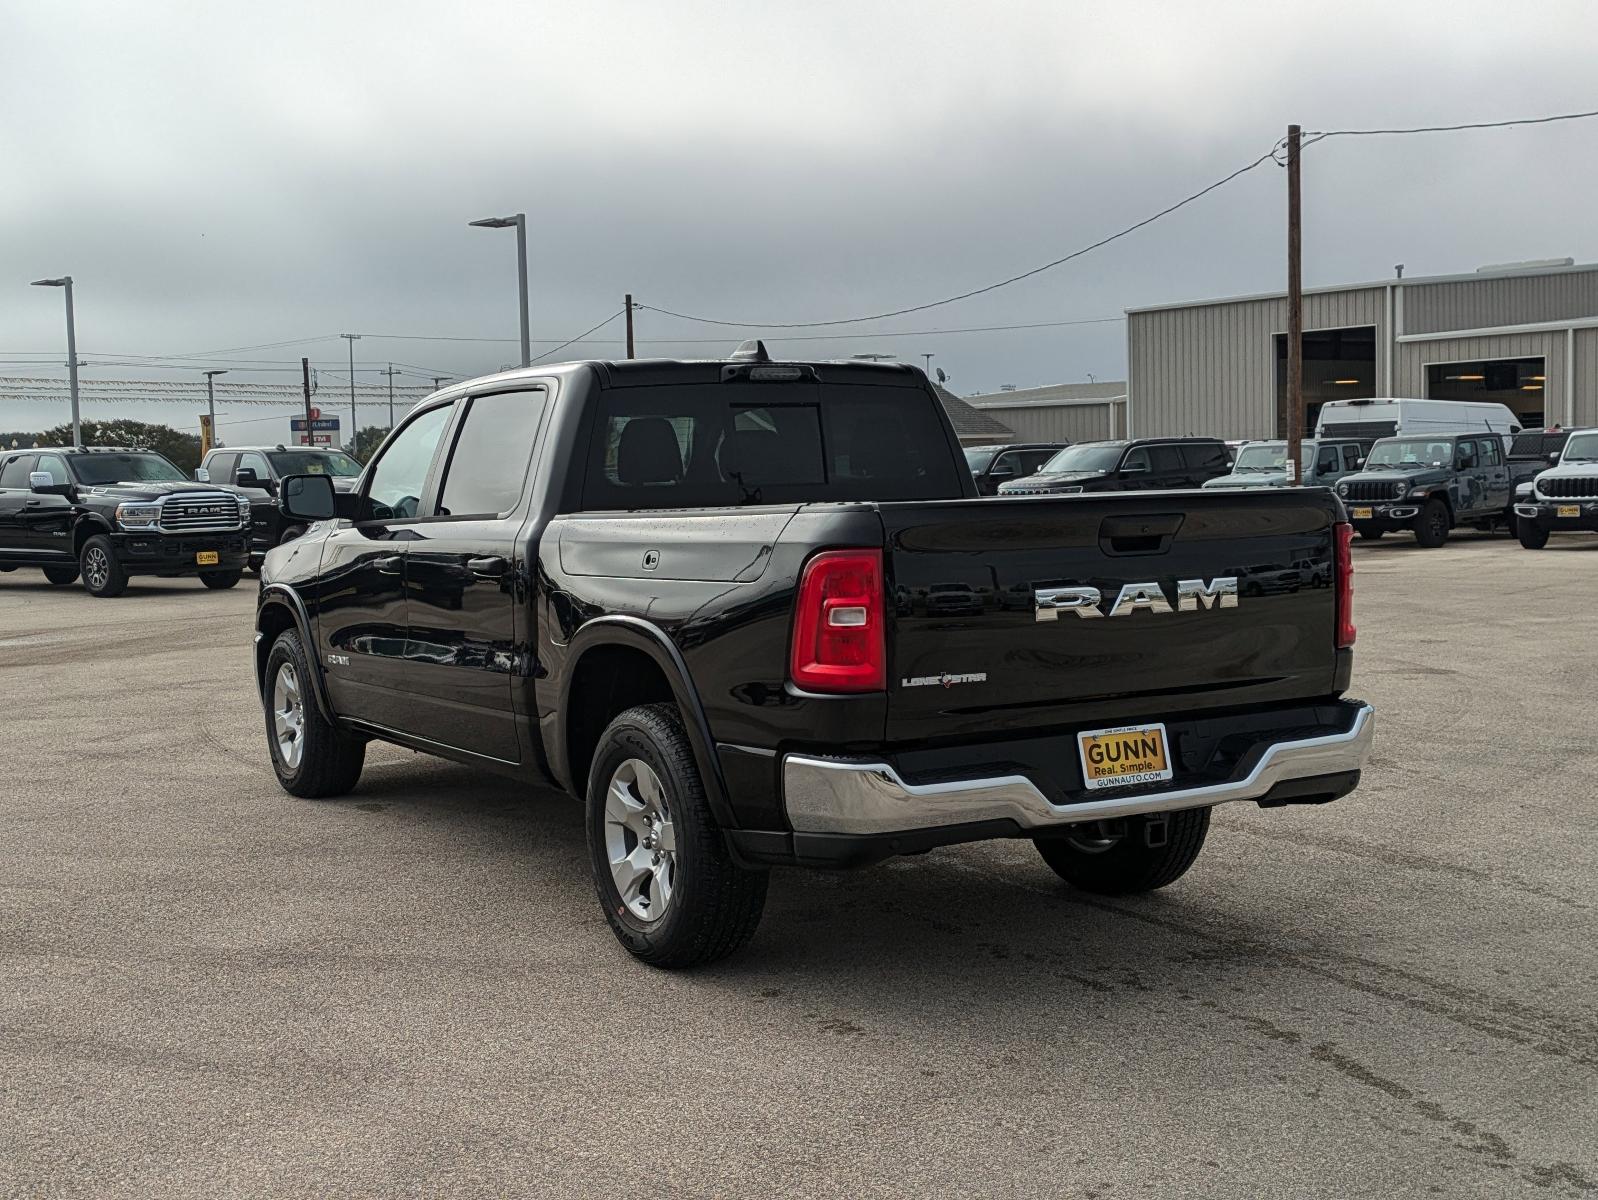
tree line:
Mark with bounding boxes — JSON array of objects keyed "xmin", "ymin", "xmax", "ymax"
[{"xmin": 3, "ymin": 420, "xmax": 391, "ymax": 473}]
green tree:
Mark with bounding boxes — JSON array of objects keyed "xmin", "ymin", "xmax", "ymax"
[
  {"xmin": 38, "ymin": 419, "xmax": 203, "ymax": 473},
  {"xmin": 350, "ymin": 425, "xmax": 389, "ymax": 464}
]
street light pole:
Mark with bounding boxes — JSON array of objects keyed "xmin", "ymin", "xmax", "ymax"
[
  {"xmin": 340, "ymin": 333, "xmax": 361, "ymax": 449},
  {"xmin": 204, "ymin": 370, "xmax": 228, "ymax": 448},
  {"xmin": 469, "ymin": 214, "xmax": 530, "ymax": 367},
  {"xmin": 31, "ymin": 276, "xmax": 80, "ymax": 446},
  {"xmin": 922, "ymin": 353, "xmax": 934, "ymax": 377}
]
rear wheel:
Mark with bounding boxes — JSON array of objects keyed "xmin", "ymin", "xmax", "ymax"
[
  {"xmin": 79, "ymin": 535, "xmax": 128, "ymax": 597},
  {"xmin": 1413, "ymin": 498, "xmax": 1451, "ymax": 548},
  {"xmin": 200, "ymin": 570, "xmax": 242, "ymax": 589},
  {"xmin": 586, "ymin": 703, "xmax": 768, "ymax": 967},
  {"xmin": 1034, "ymin": 808, "xmax": 1211, "ymax": 894},
  {"xmin": 43, "ymin": 566, "xmax": 79, "ymax": 585},
  {"xmin": 1518, "ymin": 521, "xmax": 1550, "ymax": 550},
  {"xmin": 264, "ymin": 629, "xmax": 365, "ymax": 798}
]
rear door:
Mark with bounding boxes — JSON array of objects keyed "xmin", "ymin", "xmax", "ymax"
[
  {"xmin": 403, "ymin": 386, "xmax": 550, "ymax": 762},
  {"xmin": 878, "ymin": 490, "xmax": 1342, "ymax": 742},
  {"xmin": 316, "ymin": 402, "xmax": 454, "ymax": 729}
]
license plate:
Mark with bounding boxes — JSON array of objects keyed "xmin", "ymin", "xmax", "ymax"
[
  {"xmin": 196, "ymin": 551, "xmax": 220, "ymax": 566},
  {"xmin": 1558, "ymin": 505, "xmax": 1580, "ymax": 518},
  {"xmin": 1077, "ymin": 723, "xmax": 1173, "ymax": 791},
  {"xmin": 1352, "ymin": 506, "xmax": 1373, "ymax": 520}
]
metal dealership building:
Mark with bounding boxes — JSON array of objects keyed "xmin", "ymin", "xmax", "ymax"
[{"xmin": 1125, "ymin": 258, "xmax": 1598, "ymax": 438}]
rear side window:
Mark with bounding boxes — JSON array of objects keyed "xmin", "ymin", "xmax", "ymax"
[
  {"xmin": 435, "ymin": 389, "xmax": 548, "ymax": 517},
  {"xmin": 1181, "ymin": 442, "xmax": 1228, "ymax": 471},
  {"xmin": 581, "ymin": 382, "xmax": 961, "ymax": 509},
  {"xmin": 0, "ymin": 455, "xmax": 36, "ymax": 488}
]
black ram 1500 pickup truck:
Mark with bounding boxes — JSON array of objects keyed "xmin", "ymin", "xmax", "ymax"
[
  {"xmin": 254, "ymin": 347, "xmax": 1373, "ymax": 967},
  {"xmin": 0, "ymin": 446, "xmax": 252, "ymax": 596}
]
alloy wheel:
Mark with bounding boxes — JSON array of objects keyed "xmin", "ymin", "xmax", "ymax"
[
  {"xmin": 84, "ymin": 547, "xmax": 109, "ymax": 591},
  {"xmin": 272, "ymin": 663, "xmax": 305, "ymax": 770},
  {"xmin": 604, "ymin": 757, "xmax": 678, "ymax": 922}
]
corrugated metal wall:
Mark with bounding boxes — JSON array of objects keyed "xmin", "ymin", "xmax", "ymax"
[
  {"xmin": 1403, "ymin": 269, "xmax": 1598, "ymax": 334},
  {"xmin": 1393, "ymin": 331, "xmax": 1566, "ymax": 422},
  {"xmin": 1128, "ymin": 288, "xmax": 1386, "ymax": 438},
  {"xmin": 973, "ymin": 401, "xmax": 1125, "ymax": 442},
  {"xmin": 1575, "ymin": 329, "xmax": 1598, "ymax": 426}
]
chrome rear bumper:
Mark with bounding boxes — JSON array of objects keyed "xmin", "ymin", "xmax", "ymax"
[{"xmin": 782, "ymin": 703, "xmax": 1375, "ymax": 836}]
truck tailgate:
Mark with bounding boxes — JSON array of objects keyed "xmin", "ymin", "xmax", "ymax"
[{"xmin": 878, "ymin": 490, "xmax": 1343, "ymax": 742}]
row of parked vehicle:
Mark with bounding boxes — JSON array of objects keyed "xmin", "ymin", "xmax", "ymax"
[{"xmin": 965, "ymin": 397, "xmax": 1596, "ymax": 550}]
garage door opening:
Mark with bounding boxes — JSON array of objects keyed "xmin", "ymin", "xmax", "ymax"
[
  {"xmin": 1426, "ymin": 357, "xmax": 1545, "ymax": 426},
  {"xmin": 1274, "ymin": 326, "xmax": 1377, "ymax": 435}
]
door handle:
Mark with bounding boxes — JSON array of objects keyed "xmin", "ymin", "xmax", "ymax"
[
  {"xmin": 374, "ymin": 555, "xmax": 403, "ymax": 574},
  {"xmin": 467, "ymin": 555, "xmax": 508, "ymax": 578},
  {"xmin": 24, "ymin": 500, "xmax": 40, "ymax": 508}
]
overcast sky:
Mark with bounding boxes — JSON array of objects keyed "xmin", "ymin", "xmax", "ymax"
[{"xmin": 4, "ymin": 0, "xmax": 1597, "ymax": 443}]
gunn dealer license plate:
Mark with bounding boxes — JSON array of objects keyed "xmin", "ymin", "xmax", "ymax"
[
  {"xmin": 1352, "ymin": 506, "xmax": 1373, "ymax": 520},
  {"xmin": 195, "ymin": 551, "xmax": 220, "ymax": 566},
  {"xmin": 1077, "ymin": 723, "xmax": 1174, "ymax": 791},
  {"xmin": 1558, "ymin": 505, "xmax": 1580, "ymax": 518}
]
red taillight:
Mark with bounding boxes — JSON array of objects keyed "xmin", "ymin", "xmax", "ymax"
[
  {"xmin": 789, "ymin": 549, "xmax": 886, "ymax": 693},
  {"xmin": 1335, "ymin": 521, "xmax": 1356, "ymax": 649}
]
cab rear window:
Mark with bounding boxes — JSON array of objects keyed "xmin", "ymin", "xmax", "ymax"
[{"xmin": 580, "ymin": 382, "xmax": 962, "ymax": 509}]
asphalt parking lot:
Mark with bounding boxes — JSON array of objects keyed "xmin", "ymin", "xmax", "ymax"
[{"xmin": 2, "ymin": 532, "xmax": 1596, "ymax": 1199}]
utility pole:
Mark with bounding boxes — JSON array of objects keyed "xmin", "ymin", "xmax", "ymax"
[
  {"xmin": 379, "ymin": 363, "xmax": 399, "ymax": 430},
  {"xmin": 432, "ymin": 376, "xmax": 448, "ymax": 390},
  {"xmin": 1285, "ymin": 123, "xmax": 1304, "ymax": 468},
  {"xmin": 30, "ymin": 276, "xmax": 80, "ymax": 446},
  {"xmin": 204, "ymin": 370, "xmax": 227, "ymax": 448},
  {"xmin": 922, "ymin": 353, "xmax": 934, "ymax": 377},
  {"xmin": 301, "ymin": 358, "xmax": 314, "ymax": 447},
  {"xmin": 625, "ymin": 293, "xmax": 635, "ymax": 359},
  {"xmin": 340, "ymin": 333, "xmax": 361, "ymax": 449}
]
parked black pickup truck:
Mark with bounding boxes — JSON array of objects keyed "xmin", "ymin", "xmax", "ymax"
[
  {"xmin": 254, "ymin": 347, "xmax": 1372, "ymax": 967},
  {"xmin": 0, "ymin": 446, "xmax": 251, "ymax": 596}
]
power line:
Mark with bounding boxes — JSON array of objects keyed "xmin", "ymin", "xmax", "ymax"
[
  {"xmin": 635, "ymin": 142, "xmax": 1283, "ymax": 331},
  {"xmin": 1303, "ymin": 107, "xmax": 1598, "ymax": 147},
  {"xmin": 530, "ymin": 310, "xmax": 626, "ymax": 364}
]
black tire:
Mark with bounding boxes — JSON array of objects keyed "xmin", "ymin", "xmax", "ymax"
[
  {"xmin": 78, "ymin": 534, "xmax": 128, "ymax": 597},
  {"xmin": 200, "ymin": 570, "xmax": 243, "ymax": 590},
  {"xmin": 280, "ymin": 525, "xmax": 306, "ymax": 545},
  {"xmin": 585, "ymin": 703, "xmax": 768, "ymax": 968},
  {"xmin": 1413, "ymin": 498, "xmax": 1451, "ymax": 548},
  {"xmin": 0, "ymin": 566, "xmax": 14, "ymax": 573},
  {"xmin": 42, "ymin": 566, "xmax": 79, "ymax": 585},
  {"xmin": 263, "ymin": 629, "xmax": 365, "ymax": 798},
  {"xmin": 1518, "ymin": 521, "xmax": 1550, "ymax": 550},
  {"xmin": 1357, "ymin": 528, "xmax": 1383, "ymax": 541},
  {"xmin": 1034, "ymin": 807, "xmax": 1211, "ymax": 895}
]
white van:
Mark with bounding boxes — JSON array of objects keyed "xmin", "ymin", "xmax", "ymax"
[{"xmin": 1315, "ymin": 398, "xmax": 1521, "ymax": 444}]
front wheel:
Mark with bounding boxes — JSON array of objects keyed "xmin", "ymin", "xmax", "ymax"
[
  {"xmin": 79, "ymin": 535, "xmax": 128, "ymax": 597},
  {"xmin": 586, "ymin": 703, "xmax": 768, "ymax": 968},
  {"xmin": 200, "ymin": 570, "xmax": 243, "ymax": 590},
  {"xmin": 263, "ymin": 629, "xmax": 365, "ymax": 797},
  {"xmin": 1413, "ymin": 498, "xmax": 1451, "ymax": 548},
  {"xmin": 1518, "ymin": 521, "xmax": 1550, "ymax": 550},
  {"xmin": 1034, "ymin": 807, "xmax": 1211, "ymax": 894},
  {"xmin": 43, "ymin": 566, "xmax": 79, "ymax": 585}
]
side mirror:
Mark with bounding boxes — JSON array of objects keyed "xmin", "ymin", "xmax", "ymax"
[
  {"xmin": 28, "ymin": 471, "xmax": 73, "ymax": 497},
  {"xmin": 194, "ymin": 467, "xmax": 210, "ymax": 482},
  {"xmin": 987, "ymin": 465, "xmax": 1015, "ymax": 480},
  {"xmin": 279, "ymin": 473, "xmax": 336, "ymax": 521},
  {"xmin": 1549, "ymin": 452, "xmax": 1562, "ymax": 465},
  {"xmin": 234, "ymin": 467, "xmax": 259, "ymax": 487},
  {"xmin": 1120, "ymin": 462, "xmax": 1149, "ymax": 474},
  {"xmin": 1355, "ymin": 458, "xmax": 1366, "ymax": 468}
]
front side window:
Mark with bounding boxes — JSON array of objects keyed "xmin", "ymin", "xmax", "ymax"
[
  {"xmin": 1479, "ymin": 437, "xmax": 1501, "ymax": 467},
  {"xmin": 1122, "ymin": 447, "xmax": 1151, "ymax": 472},
  {"xmin": 436, "ymin": 390, "xmax": 548, "ymax": 517},
  {"xmin": 206, "ymin": 452, "xmax": 237, "ymax": 483},
  {"xmin": 267, "ymin": 450, "xmax": 363, "ymax": 478},
  {"xmin": 236, "ymin": 452, "xmax": 271, "ymax": 482},
  {"xmin": 364, "ymin": 404, "xmax": 452, "ymax": 521},
  {"xmin": 68, "ymin": 453, "xmax": 186, "ymax": 485},
  {"xmin": 36, "ymin": 455, "xmax": 69, "ymax": 485},
  {"xmin": 1456, "ymin": 440, "xmax": 1478, "ymax": 470},
  {"xmin": 964, "ymin": 448, "xmax": 998, "ymax": 473},
  {"xmin": 1341, "ymin": 445, "xmax": 1362, "ymax": 470},
  {"xmin": 0, "ymin": 455, "xmax": 36, "ymax": 488}
]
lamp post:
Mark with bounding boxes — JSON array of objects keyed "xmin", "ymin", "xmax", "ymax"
[
  {"xmin": 468, "ymin": 214, "xmax": 530, "ymax": 368},
  {"xmin": 31, "ymin": 276, "xmax": 80, "ymax": 446},
  {"xmin": 340, "ymin": 333, "xmax": 361, "ymax": 449},
  {"xmin": 204, "ymin": 369, "xmax": 227, "ymax": 448}
]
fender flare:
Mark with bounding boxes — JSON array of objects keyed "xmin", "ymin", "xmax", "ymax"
[
  {"xmin": 256, "ymin": 583, "xmax": 337, "ymax": 722},
  {"xmin": 554, "ymin": 616, "xmax": 735, "ymax": 829},
  {"xmin": 71, "ymin": 513, "xmax": 113, "ymax": 551}
]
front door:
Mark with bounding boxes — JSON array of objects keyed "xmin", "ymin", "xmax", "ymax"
[
  {"xmin": 18, "ymin": 454, "xmax": 77, "ymax": 562},
  {"xmin": 1455, "ymin": 439, "xmax": 1488, "ymax": 515},
  {"xmin": 402, "ymin": 387, "xmax": 549, "ymax": 762},
  {"xmin": 0, "ymin": 454, "xmax": 38, "ymax": 566},
  {"xmin": 315, "ymin": 403, "xmax": 454, "ymax": 731}
]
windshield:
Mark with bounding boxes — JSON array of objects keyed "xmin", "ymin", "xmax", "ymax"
[
  {"xmin": 1562, "ymin": 433, "xmax": 1598, "ymax": 463},
  {"xmin": 1040, "ymin": 442, "xmax": 1126, "ymax": 474},
  {"xmin": 1365, "ymin": 438, "xmax": 1454, "ymax": 469},
  {"xmin": 268, "ymin": 450, "xmax": 363, "ymax": 477},
  {"xmin": 1234, "ymin": 443, "xmax": 1289, "ymax": 472},
  {"xmin": 69, "ymin": 453, "xmax": 186, "ymax": 485},
  {"xmin": 964, "ymin": 448, "xmax": 997, "ymax": 473}
]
